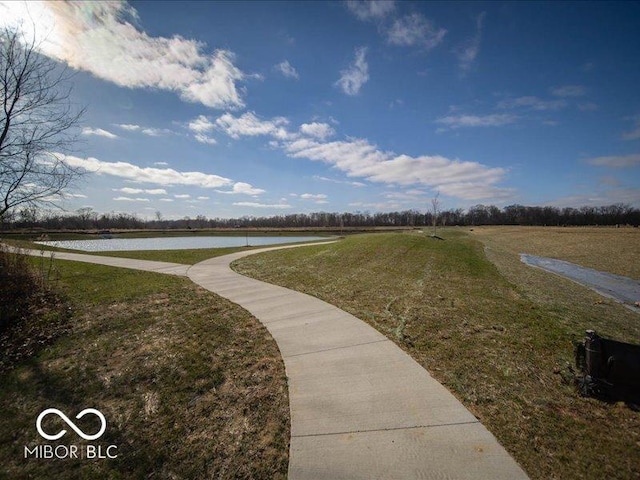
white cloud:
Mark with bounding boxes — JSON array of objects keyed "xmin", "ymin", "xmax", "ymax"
[
  {"xmin": 300, "ymin": 193, "xmax": 328, "ymax": 200},
  {"xmin": 174, "ymin": 194, "xmax": 191, "ymax": 199},
  {"xmin": 335, "ymin": 47, "xmax": 369, "ymax": 96},
  {"xmin": 114, "ymin": 187, "xmax": 167, "ymax": 195},
  {"xmin": 141, "ymin": 127, "xmax": 172, "ymax": 137},
  {"xmin": 194, "ymin": 133, "xmax": 217, "ymax": 145},
  {"xmin": 300, "ymin": 122, "xmax": 335, "ymax": 140},
  {"xmin": 159, "ymin": 198, "xmax": 174, "ymax": 202},
  {"xmin": 314, "ymin": 175, "xmax": 366, "ymax": 187},
  {"xmin": 498, "ymin": 96, "xmax": 567, "ymax": 111},
  {"xmin": 188, "ymin": 115, "xmax": 216, "ymax": 133},
  {"xmin": 114, "ymin": 123, "xmax": 172, "ymax": 136},
  {"xmin": 233, "ymin": 202, "xmax": 292, "ymax": 209},
  {"xmin": 113, "ymin": 196, "xmax": 150, "ymax": 202},
  {"xmin": 115, "ymin": 124, "xmax": 141, "ymax": 131},
  {"xmin": 154, "ymin": 161, "xmax": 169, "ymax": 166},
  {"xmin": 587, "ymin": 154, "xmax": 640, "ymax": 168},
  {"xmin": 197, "ymin": 196, "xmax": 210, "ymax": 200},
  {"xmin": 455, "ymin": 12, "xmax": 485, "ymax": 73},
  {"xmin": 216, "ymin": 182, "xmax": 266, "ymax": 195},
  {"xmin": 81, "ymin": 127, "xmax": 118, "ymax": 139},
  {"xmin": 61, "ymin": 154, "xmax": 234, "ymax": 188},
  {"xmin": 0, "ymin": 1, "xmax": 246, "ymax": 109},
  {"xmin": 386, "ymin": 13, "xmax": 446, "ymax": 50},
  {"xmin": 550, "ymin": 85, "xmax": 587, "ymax": 97},
  {"xmin": 215, "ymin": 112, "xmax": 290, "ymax": 139},
  {"xmin": 622, "ymin": 116, "xmax": 640, "ymax": 141},
  {"xmin": 188, "ymin": 115, "xmax": 217, "ymax": 144},
  {"xmin": 436, "ymin": 113, "xmax": 517, "ymax": 130},
  {"xmin": 346, "ymin": 0, "xmax": 395, "ymax": 21},
  {"xmin": 282, "ymin": 137, "xmax": 512, "ymax": 200},
  {"xmin": 275, "ymin": 60, "xmax": 299, "ymax": 79},
  {"xmin": 64, "ymin": 192, "xmax": 87, "ymax": 198}
]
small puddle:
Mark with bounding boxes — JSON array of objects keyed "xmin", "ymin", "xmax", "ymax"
[{"xmin": 520, "ymin": 254, "xmax": 640, "ymax": 313}]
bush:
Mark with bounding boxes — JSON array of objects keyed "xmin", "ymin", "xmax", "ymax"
[{"xmin": 0, "ymin": 245, "xmax": 70, "ymax": 371}]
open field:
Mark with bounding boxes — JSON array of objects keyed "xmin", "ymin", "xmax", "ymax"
[
  {"xmin": 233, "ymin": 230, "xmax": 640, "ymax": 480},
  {"xmin": 0, "ymin": 257, "xmax": 289, "ymax": 479},
  {"xmin": 472, "ymin": 226, "xmax": 640, "ymax": 279}
]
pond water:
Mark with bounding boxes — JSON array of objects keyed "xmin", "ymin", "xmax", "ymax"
[
  {"xmin": 520, "ymin": 254, "xmax": 640, "ymax": 313},
  {"xmin": 35, "ymin": 236, "xmax": 330, "ymax": 252}
]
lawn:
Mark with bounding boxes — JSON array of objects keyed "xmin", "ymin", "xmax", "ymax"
[
  {"xmin": 232, "ymin": 229, "xmax": 640, "ymax": 480},
  {"xmin": 0, "ymin": 257, "xmax": 289, "ymax": 479}
]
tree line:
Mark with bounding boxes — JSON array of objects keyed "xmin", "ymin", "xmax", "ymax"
[{"xmin": 3, "ymin": 203, "xmax": 639, "ymax": 231}]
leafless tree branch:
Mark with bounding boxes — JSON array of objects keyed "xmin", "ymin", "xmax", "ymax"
[{"xmin": 0, "ymin": 26, "xmax": 85, "ymax": 219}]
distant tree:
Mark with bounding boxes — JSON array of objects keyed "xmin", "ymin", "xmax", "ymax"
[
  {"xmin": 430, "ymin": 193, "xmax": 440, "ymax": 236},
  {"xmin": 0, "ymin": 26, "xmax": 84, "ymax": 221}
]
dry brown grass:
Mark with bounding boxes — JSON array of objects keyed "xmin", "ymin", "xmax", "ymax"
[
  {"xmin": 234, "ymin": 231, "xmax": 640, "ymax": 480},
  {"xmin": 471, "ymin": 226, "xmax": 640, "ymax": 279},
  {"xmin": 0, "ymin": 260, "xmax": 289, "ymax": 479}
]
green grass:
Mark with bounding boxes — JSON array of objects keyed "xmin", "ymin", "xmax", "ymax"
[
  {"xmin": 233, "ymin": 230, "xmax": 640, "ymax": 480},
  {"xmin": 0, "ymin": 259, "xmax": 289, "ymax": 479}
]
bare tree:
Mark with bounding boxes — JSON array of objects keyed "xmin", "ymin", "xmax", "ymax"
[
  {"xmin": 0, "ymin": 26, "xmax": 84, "ymax": 220},
  {"xmin": 430, "ymin": 192, "xmax": 440, "ymax": 237}
]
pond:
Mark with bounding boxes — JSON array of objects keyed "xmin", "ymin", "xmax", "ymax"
[{"xmin": 35, "ymin": 236, "xmax": 331, "ymax": 252}]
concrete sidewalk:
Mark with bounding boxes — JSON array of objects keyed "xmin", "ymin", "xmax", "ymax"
[
  {"xmin": 13, "ymin": 241, "xmax": 528, "ymax": 478},
  {"xmin": 188, "ymin": 243, "xmax": 529, "ymax": 479},
  {"xmin": 11, "ymin": 246, "xmax": 190, "ymax": 276}
]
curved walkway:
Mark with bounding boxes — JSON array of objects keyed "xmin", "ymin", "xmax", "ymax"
[
  {"xmin": 188, "ymin": 243, "xmax": 528, "ymax": 480},
  {"xmin": 13, "ymin": 242, "xmax": 528, "ymax": 478}
]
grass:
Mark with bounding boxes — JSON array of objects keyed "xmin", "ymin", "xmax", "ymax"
[
  {"xmin": 233, "ymin": 229, "xmax": 640, "ymax": 480},
  {"xmin": 471, "ymin": 226, "xmax": 640, "ymax": 279},
  {"xmin": 0, "ymin": 258, "xmax": 289, "ymax": 479}
]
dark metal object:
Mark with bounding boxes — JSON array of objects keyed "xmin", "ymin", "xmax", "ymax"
[{"xmin": 575, "ymin": 330, "xmax": 640, "ymax": 402}]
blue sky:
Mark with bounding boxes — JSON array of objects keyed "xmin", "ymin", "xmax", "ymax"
[{"xmin": 1, "ymin": 1, "xmax": 639, "ymax": 219}]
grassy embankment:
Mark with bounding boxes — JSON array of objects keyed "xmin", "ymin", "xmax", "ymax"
[
  {"xmin": 0, "ymin": 253, "xmax": 289, "ymax": 479},
  {"xmin": 232, "ymin": 228, "xmax": 640, "ymax": 480}
]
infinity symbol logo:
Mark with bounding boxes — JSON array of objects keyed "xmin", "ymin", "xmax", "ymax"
[{"xmin": 36, "ymin": 408, "xmax": 107, "ymax": 441}]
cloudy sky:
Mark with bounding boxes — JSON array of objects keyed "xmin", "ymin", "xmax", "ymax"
[{"xmin": 1, "ymin": 1, "xmax": 639, "ymax": 218}]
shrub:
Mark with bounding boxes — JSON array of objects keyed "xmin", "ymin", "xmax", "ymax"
[{"xmin": 0, "ymin": 245, "xmax": 70, "ymax": 371}]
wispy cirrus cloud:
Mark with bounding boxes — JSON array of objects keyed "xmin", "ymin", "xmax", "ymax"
[
  {"xmin": 436, "ymin": 113, "xmax": 517, "ymax": 130},
  {"xmin": 346, "ymin": 0, "xmax": 395, "ymax": 22},
  {"xmin": 587, "ymin": 154, "xmax": 640, "ymax": 168},
  {"xmin": 113, "ymin": 196, "xmax": 149, "ymax": 202},
  {"xmin": 113, "ymin": 124, "xmax": 174, "ymax": 137},
  {"xmin": 114, "ymin": 187, "xmax": 167, "ymax": 195},
  {"xmin": 275, "ymin": 60, "xmax": 299, "ymax": 79},
  {"xmin": 314, "ymin": 175, "xmax": 366, "ymax": 187},
  {"xmin": 622, "ymin": 115, "xmax": 640, "ymax": 141},
  {"xmin": 82, "ymin": 127, "xmax": 118, "ymax": 139},
  {"xmin": 0, "ymin": 1, "xmax": 246, "ymax": 109},
  {"xmin": 550, "ymin": 85, "xmax": 587, "ymax": 97},
  {"xmin": 454, "ymin": 12, "xmax": 485, "ymax": 73},
  {"xmin": 498, "ymin": 96, "xmax": 567, "ymax": 111},
  {"xmin": 386, "ymin": 13, "xmax": 446, "ymax": 50},
  {"xmin": 335, "ymin": 47, "xmax": 369, "ymax": 96},
  {"xmin": 233, "ymin": 202, "xmax": 291, "ymax": 209}
]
